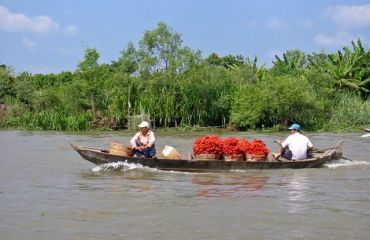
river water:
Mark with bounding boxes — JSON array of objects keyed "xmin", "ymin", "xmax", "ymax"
[{"xmin": 0, "ymin": 130, "xmax": 369, "ymax": 240}]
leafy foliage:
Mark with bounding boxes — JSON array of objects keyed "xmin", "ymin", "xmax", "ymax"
[
  {"xmin": 271, "ymin": 49, "xmax": 307, "ymax": 76},
  {"xmin": 0, "ymin": 64, "xmax": 16, "ymax": 103},
  {"xmin": 1, "ymin": 23, "xmax": 369, "ymax": 132},
  {"xmin": 230, "ymin": 75, "xmax": 319, "ymax": 129},
  {"xmin": 308, "ymin": 39, "xmax": 370, "ymax": 98}
]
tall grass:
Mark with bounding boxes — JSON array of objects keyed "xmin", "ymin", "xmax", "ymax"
[
  {"xmin": 323, "ymin": 92, "xmax": 370, "ymax": 131},
  {"xmin": 4, "ymin": 110, "xmax": 91, "ymax": 131},
  {"xmin": 130, "ymin": 66, "xmax": 234, "ymax": 128}
]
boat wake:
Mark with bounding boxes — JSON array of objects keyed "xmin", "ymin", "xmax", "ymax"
[
  {"xmin": 92, "ymin": 161, "xmax": 149, "ymax": 172},
  {"xmin": 90, "ymin": 159, "xmax": 370, "ymax": 172},
  {"xmin": 325, "ymin": 158, "xmax": 370, "ymax": 169},
  {"xmin": 361, "ymin": 133, "xmax": 370, "ymax": 138},
  {"xmin": 91, "ymin": 161, "xmax": 196, "ymax": 174}
]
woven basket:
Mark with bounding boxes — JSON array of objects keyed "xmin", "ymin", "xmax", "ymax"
[
  {"xmin": 126, "ymin": 146, "xmax": 134, "ymax": 157},
  {"xmin": 223, "ymin": 154, "xmax": 245, "ymax": 161},
  {"xmin": 109, "ymin": 142, "xmax": 128, "ymax": 157},
  {"xmin": 195, "ymin": 153, "xmax": 222, "ymax": 160},
  {"xmin": 246, "ymin": 154, "xmax": 267, "ymax": 162}
]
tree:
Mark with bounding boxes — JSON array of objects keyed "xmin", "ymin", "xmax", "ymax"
[
  {"xmin": 14, "ymin": 72, "xmax": 35, "ymax": 110},
  {"xmin": 115, "ymin": 42, "xmax": 140, "ymax": 75},
  {"xmin": 77, "ymin": 47, "xmax": 101, "ymax": 120},
  {"xmin": 0, "ymin": 64, "xmax": 16, "ymax": 103},
  {"xmin": 138, "ymin": 21, "xmax": 201, "ymax": 74},
  {"xmin": 139, "ymin": 22, "xmax": 182, "ymax": 72}
]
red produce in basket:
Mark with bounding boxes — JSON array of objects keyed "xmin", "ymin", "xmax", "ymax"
[{"xmin": 193, "ymin": 135, "xmax": 223, "ymax": 155}]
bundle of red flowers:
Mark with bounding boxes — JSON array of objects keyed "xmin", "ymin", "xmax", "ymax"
[
  {"xmin": 236, "ymin": 139, "xmax": 250, "ymax": 154},
  {"xmin": 193, "ymin": 135, "xmax": 223, "ymax": 156},
  {"xmin": 244, "ymin": 139, "xmax": 270, "ymax": 160},
  {"xmin": 222, "ymin": 137, "xmax": 245, "ymax": 156}
]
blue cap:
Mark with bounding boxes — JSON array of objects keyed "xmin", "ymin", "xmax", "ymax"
[{"xmin": 288, "ymin": 123, "xmax": 301, "ymax": 130}]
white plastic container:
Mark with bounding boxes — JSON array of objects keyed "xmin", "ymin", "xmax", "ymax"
[{"xmin": 162, "ymin": 145, "xmax": 181, "ymax": 159}]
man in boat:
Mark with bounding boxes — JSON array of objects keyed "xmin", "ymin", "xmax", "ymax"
[
  {"xmin": 273, "ymin": 123, "xmax": 313, "ymax": 160},
  {"xmin": 129, "ymin": 121, "xmax": 156, "ymax": 158}
]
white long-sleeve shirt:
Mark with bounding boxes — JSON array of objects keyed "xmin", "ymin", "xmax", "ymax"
[{"xmin": 130, "ymin": 130, "xmax": 155, "ymax": 148}]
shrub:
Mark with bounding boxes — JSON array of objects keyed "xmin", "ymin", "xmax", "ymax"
[{"xmin": 230, "ymin": 75, "xmax": 319, "ymax": 129}]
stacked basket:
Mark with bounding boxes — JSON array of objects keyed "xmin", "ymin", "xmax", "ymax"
[
  {"xmin": 109, "ymin": 142, "xmax": 128, "ymax": 156},
  {"xmin": 192, "ymin": 135, "xmax": 269, "ymax": 161}
]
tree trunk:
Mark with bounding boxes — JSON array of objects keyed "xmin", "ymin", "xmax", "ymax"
[
  {"xmin": 281, "ymin": 118, "xmax": 288, "ymax": 127},
  {"xmin": 91, "ymin": 92, "xmax": 97, "ymax": 121}
]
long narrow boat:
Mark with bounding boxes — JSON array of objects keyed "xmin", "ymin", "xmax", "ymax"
[{"xmin": 71, "ymin": 141, "xmax": 343, "ymax": 172}]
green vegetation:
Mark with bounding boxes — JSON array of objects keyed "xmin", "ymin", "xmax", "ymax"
[{"xmin": 0, "ymin": 22, "xmax": 369, "ymax": 132}]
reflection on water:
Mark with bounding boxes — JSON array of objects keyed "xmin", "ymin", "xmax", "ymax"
[
  {"xmin": 80, "ymin": 168, "xmax": 269, "ymax": 199},
  {"xmin": 192, "ymin": 174, "xmax": 268, "ymax": 198},
  {"xmin": 286, "ymin": 173, "xmax": 310, "ymax": 213},
  {"xmin": 79, "ymin": 170, "xmax": 156, "ymax": 193}
]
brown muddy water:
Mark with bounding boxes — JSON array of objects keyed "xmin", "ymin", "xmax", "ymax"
[{"xmin": 0, "ymin": 130, "xmax": 369, "ymax": 240}]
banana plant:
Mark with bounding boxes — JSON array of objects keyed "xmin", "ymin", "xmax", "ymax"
[
  {"xmin": 308, "ymin": 39, "xmax": 370, "ymax": 97},
  {"xmin": 271, "ymin": 49, "xmax": 307, "ymax": 76}
]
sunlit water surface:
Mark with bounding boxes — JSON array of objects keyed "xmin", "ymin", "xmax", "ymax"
[{"xmin": 0, "ymin": 130, "xmax": 369, "ymax": 240}]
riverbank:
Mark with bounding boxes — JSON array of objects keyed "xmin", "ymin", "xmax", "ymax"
[{"xmin": 1, "ymin": 125, "xmax": 368, "ymax": 140}]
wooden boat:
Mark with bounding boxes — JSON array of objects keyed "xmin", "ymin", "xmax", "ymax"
[{"xmin": 71, "ymin": 141, "xmax": 343, "ymax": 172}]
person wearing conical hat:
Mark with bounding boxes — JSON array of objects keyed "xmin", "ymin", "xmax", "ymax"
[
  {"xmin": 129, "ymin": 121, "xmax": 156, "ymax": 158},
  {"xmin": 273, "ymin": 123, "xmax": 313, "ymax": 160}
]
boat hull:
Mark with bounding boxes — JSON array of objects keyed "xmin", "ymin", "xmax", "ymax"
[{"xmin": 71, "ymin": 141, "xmax": 343, "ymax": 172}]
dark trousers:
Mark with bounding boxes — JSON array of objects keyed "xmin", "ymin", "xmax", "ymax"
[
  {"xmin": 283, "ymin": 148, "xmax": 292, "ymax": 160},
  {"xmin": 134, "ymin": 145, "xmax": 156, "ymax": 158}
]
